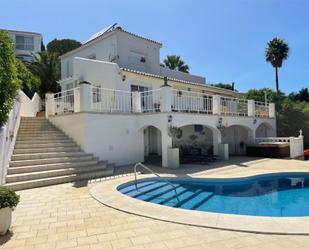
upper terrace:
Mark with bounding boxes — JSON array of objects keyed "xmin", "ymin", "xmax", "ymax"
[{"xmin": 46, "ymin": 82, "xmax": 275, "ymax": 119}]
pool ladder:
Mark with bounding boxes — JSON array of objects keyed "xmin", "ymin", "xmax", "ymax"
[{"xmin": 134, "ymin": 162, "xmax": 180, "ymax": 202}]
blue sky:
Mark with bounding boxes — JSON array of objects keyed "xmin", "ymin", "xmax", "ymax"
[{"xmin": 1, "ymin": 0, "xmax": 308, "ymax": 93}]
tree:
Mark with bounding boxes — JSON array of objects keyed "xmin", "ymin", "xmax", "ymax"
[
  {"xmin": 29, "ymin": 52, "xmax": 61, "ymax": 98},
  {"xmin": 47, "ymin": 39, "xmax": 82, "ymax": 56},
  {"xmin": 265, "ymin": 37, "xmax": 289, "ymax": 92},
  {"xmin": 289, "ymin": 88, "xmax": 309, "ymax": 103},
  {"xmin": 15, "ymin": 59, "xmax": 40, "ymax": 93},
  {"xmin": 0, "ymin": 31, "xmax": 21, "ymax": 126},
  {"xmin": 211, "ymin": 82, "xmax": 235, "ymax": 91},
  {"xmin": 163, "ymin": 55, "xmax": 189, "ymax": 73}
]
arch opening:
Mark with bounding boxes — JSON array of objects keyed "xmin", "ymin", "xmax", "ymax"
[{"xmin": 256, "ymin": 122, "xmax": 274, "ymax": 138}]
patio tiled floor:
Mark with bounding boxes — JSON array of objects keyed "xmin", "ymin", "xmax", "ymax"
[{"xmin": 1, "ymin": 157, "xmax": 309, "ymax": 249}]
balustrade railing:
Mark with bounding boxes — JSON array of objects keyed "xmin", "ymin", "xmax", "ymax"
[
  {"xmin": 172, "ymin": 89, "xmax": 212, "ymax": 114},
  {"xmin": 54, "ymin": 88, "xmax": 76, "ymax": 115},
  {"xmin": 91, "ymin": 87, "xmax": 132, "ymax": 113},
  {"xmin": 220, "ymin": 97, "xmax": 248, "ymax": 116},
  {"xmin": 141, "ymin": 89, "xmax": 161, "ymax": 112},
  {"xmin": 255, "ymin": 101, "xmax": 269, "ymax": 118}
]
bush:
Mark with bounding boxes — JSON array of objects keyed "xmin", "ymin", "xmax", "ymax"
[
  {"xmin": 0, "ymin": 31, "xmax": 21, "ymax": 127},
  {"xmin": 0, "ymin": 187, "xmax": 20, "ymax": 209}
]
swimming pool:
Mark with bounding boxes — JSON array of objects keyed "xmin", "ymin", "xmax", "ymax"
[{"xmin": 117, "ymin": 173, "xmax": 309, "ymax": 217}]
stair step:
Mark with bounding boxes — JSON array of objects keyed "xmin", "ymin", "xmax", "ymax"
[
  {"xmin": 11, "ymin": 151, "xmax": 88, "ymax": 161},
  {"xmin": 9, "ymin": 155, "xmax": 95, "ymax": 167},
  {"xmin": 6, "ymin": 163, "xmax": 108, "ymax": 183},
  {"xmin": 17, "ymin": 135, "xmax": 68, "ymax": 140},
  {"xmin": 5, "ymin": 166, "xmax": 114, "ymax": 191},
  {"xmin": 16, "ymin": 139, "xmax": 73, "ymax": 144},
  {"xmin": 14, "ymin": 146, "xmax": 81, "ymax": 154},
  {"xmin": 14, "ymin": 142, "xmax": 77, "ymax": 149},
  {"xmin": 18, "ymin": 130, "xmax": 61, "ymax": 134},
  {"xmin": 7, "ymin": 160, "xmax": 100, "ymax": 174}
]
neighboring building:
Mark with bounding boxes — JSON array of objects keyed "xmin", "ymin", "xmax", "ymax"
[
  {"xmin": 3, "ymin": 29, "xmax": 42, "ymax": 63},
  {"xmin": 45, "ymin": 24, "xmax": 277, "ymax": 168}
]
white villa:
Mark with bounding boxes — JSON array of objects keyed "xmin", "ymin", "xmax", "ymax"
[
  {"xmin": 2, "ymin": 29, "xmax": 42, "ymax": 63},
  {"xmin": 42, "ymin": 24, "xmax": 280, "ymax": 168}
]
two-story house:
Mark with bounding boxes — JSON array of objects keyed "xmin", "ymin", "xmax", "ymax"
[
  {"xmin": 45, "ymin": 24, "xmax": 276, "ymax": 168},
  {"xmin": 3, "ymin": 29, "xmax": 42, "ymax": 63}
]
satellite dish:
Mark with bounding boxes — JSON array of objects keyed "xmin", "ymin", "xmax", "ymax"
[{"xmin": 85, "ymin": 23, "xmax": 118, "ymax": 43}]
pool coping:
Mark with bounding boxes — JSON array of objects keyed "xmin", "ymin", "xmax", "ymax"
[{"xmin": 90, "ymin": 173, "xmax": 309, "ymax": 235}]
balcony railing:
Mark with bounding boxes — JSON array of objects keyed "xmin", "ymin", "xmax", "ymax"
[
  {"xmin": 47, "ymin": 85, "xmax": 274, "ymax": 119},
  {"xmin": 220, "ymin": 97, "xmax": 248, "ymax": 116},
  {"xmin": 54, "ymin": 89, "xmax": 76, "ymax": 115},
  {"xmin": 91, "ymin": 87, "xmax": 132, "ymax": 113},
  {"xmin": 172, "ymin": 89, "xmax": 212, "ymax": 114}
]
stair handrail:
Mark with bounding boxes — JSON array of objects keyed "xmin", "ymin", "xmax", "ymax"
[{"xmin": 134, "ymin": 162, "xmax": 180, "ymax": 202}]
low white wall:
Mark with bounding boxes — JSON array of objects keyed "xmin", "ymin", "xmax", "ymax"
[
  {"xmin": 19, "ymin": 91, "xmax": 41, "ymax": 117},
  {"xmin": 0, "ymin": 101, "xmax": 21, "ymax": 184}
]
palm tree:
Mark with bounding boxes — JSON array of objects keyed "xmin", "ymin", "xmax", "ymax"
[
  {"xmin": 163, "ymin": 55, "xmax": 189, "ymax": 73},
  {"xmin": 265, "ymin": 37, "xmax": 289, "ymax": 92},
  {"xmin": 29, "ymin": 51, "xmax": 61, "ymax": 98}
]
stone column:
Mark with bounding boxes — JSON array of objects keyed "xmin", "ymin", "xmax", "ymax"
[
  {"xmin": 74, "ymin": 88, "xmax": 80, "ymax": 112},
  {"xmin": 248, "ymin": 100, "xmax": 255, "ymax": 117},
  {"xmin": 212, "ymin": 95, "xmax": 221, "ymax": 115},
  {"xmin": 79, "ymin": 81, "xmax": 92, "ymax": 112},
  {"xmin": 132, "ymin": 91, "xmax": 142, "ymax": 113},
  {"xmin": 45, "ymin": 92, "xmax": 55, "ymax": 118},
  {"xmin": 269, "ymin": 103, "xmax": 276, "ymax": 118},
  {"xmin": 160, "ymin": 85, "xmax": 172, "ymax": 113}
]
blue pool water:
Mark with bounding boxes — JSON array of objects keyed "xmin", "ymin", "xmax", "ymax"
[{"xmin": 117, "ymin": 173, "xmax": 309, "ymax": 217}]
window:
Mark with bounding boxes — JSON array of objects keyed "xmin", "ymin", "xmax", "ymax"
[{"xmin": 15, "ymin": 35, "xmax": 34, "ymax": 50}]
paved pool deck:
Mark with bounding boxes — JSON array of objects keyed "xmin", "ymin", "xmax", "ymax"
[{"xmin": 1, "ymin": 157, "xmax": 309, "ymax": 249}]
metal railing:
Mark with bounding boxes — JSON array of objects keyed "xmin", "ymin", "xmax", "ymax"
[
  {"xmin": 91, "ymin": 86, "xmax": 132, "ymax": 113},
  {"xmin": 54, "ymin": 88, "xmax": 76, "ymax": 115},
  {"xmin": 141, "ymin": 89, "xmax": 161, "ymax": 112},
  {"xmin": 255, "ymin": 101, "xmax": 269, "ymax": 118},
  {"xmin": 172, "ymin": 89, "xmax": 212, "ymax": 114},
  {"xmin": 220, "ymin": 97, "xmax": 248, "ymax": 116},
  {"xmin": 134, "ymin": 162, "xmax": 180, "ymax": 202}
]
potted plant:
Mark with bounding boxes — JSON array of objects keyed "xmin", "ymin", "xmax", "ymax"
[{"xmin": 0, "ymin": 187, "xmax": 20, "ymax": 235}]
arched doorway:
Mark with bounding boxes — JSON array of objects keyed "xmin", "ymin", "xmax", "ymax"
[
  {"xmin": 172, "ymin": 124, "xmax": 216, "ymax": 162},
  {"xmin": 221, "ymin": 125, "xmax": 253, "ymax": 155},
  {"xmin": 256, "ymin": 122, "xmax": 274, "ymax": 138},
  {"xmin": 142, "ymin": 125, "xmax": 162, "ymax": 161}
]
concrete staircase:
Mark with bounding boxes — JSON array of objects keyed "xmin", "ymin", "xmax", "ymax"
[{"xmin": 5, "ymin": 117, "xmax": 114, "ymax": 190}]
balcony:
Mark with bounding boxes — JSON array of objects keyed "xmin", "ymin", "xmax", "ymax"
[{"xmin": 46, "ymin": 84, "xmax": 275, "ymax": 119}]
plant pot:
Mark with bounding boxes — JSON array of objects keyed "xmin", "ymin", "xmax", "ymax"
[{"xmin": 0, "ymin": 207, "xmax": 12, "ymax": 235}]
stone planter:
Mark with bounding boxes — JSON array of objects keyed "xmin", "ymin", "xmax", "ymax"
[
  {"xmin": 167, "ymin": 148, "xmax": 180, "ymax": 169},
  {"xmin": 0, "ymin": 207, "xmax": 12, "ymax": 235}
]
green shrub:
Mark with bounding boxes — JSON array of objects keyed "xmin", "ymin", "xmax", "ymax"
[
  {"xmin": 0, "ymin": 31, "xmax": 21, "ymax": 127},
  {"xmin": 0, "ymin": 187, "xmax": 20, "ymax": 209}
]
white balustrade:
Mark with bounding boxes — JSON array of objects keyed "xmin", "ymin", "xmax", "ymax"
[
  {"xmin": 54, "ymin": 88, "xmax": 76, "ymax": 115},
  {"xmin": 172, "ymin": 89, "xmax": 212, "ymax": 114},
  {"xmin": 220, "ymin": 97, "xmax": 248, "ymax": 116},
  {"xmin": 255, "ymin": 101, "xmax": 269, "ymax": 118},
  {"xmin": 141, "ymin": 89, "xmax": 161, "ymax": 112},
  {"xmin": 91, "ymin": 87, "xmax": 132, "ymax": 113}
]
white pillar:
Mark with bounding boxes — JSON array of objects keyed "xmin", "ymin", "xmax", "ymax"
[
  {"xmin": 269, "ymin": 103, "xmax": 275, "ymax": 118},
  {"xmin": 132, "ymin": 91, "xmax": 142, "ymax": 113},
  {"xmin": 74, "ymin": 88, "xmax": 80, "ymax": 112},
  {"xmin": 160, "ymin": 86, "xmax": 172, "ymax": 112},
  {"xmin": 45, "ymin": 92, "xmax": 55, "ymax": 118},
  {"xmin": 248, "ymin": 100, "xmax": 255, "ymax": 117},
  {"xmin": 212, "ymin": 130, "xmax": 222, "ymax": 155},
  {"xmin": 161, "ymin": 126, "xmax": 172, "ymax": 167},
  {"xmin": 79, "ymin": 82, "xmax": 92, "ymax": 112},
  {"xmin": 212, "ymin": 95, "xmax": 221, "ymax": 115}
]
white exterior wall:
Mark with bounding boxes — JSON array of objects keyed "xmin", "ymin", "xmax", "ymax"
[
  {"xmin": 7, "ymin": 30, "xmax": 42, "ymax": 61},
  {"xmin": 19, "ymin": 91, "xmax": 41, "ymax": 117},
  {"xmin": 116, "ymin": 31, "xmax": 161, "ymax": 75},
  {"xmin": 61, "ymin": 34, "xmax": 117, "ymax": 79},
  {"xmin": 49, "ymin": 112, "xmax": 276, "ymax": 166}
]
